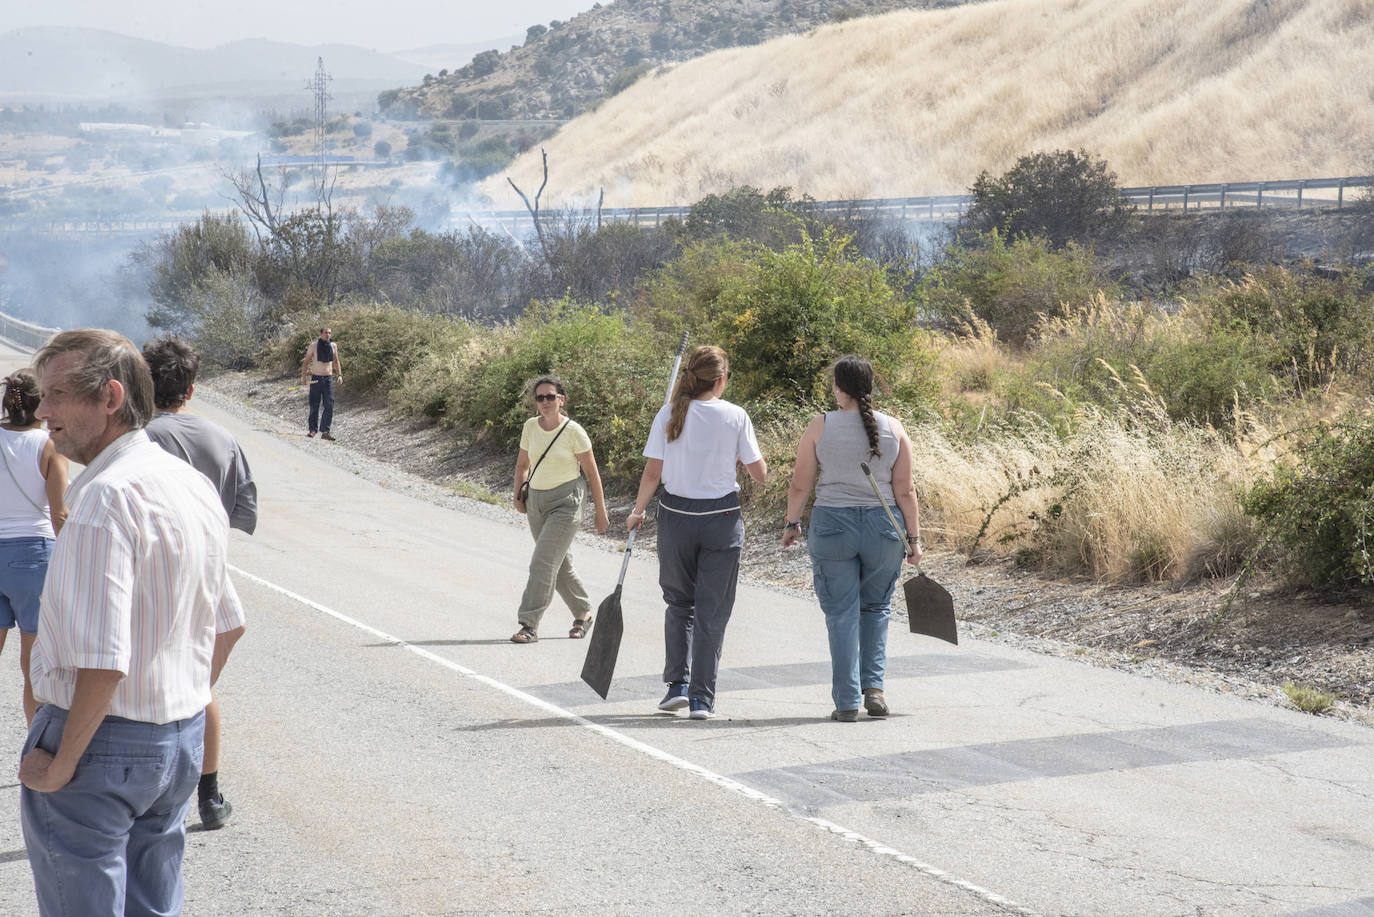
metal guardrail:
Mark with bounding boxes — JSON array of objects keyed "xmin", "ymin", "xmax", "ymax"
[
  {"xmin": 0, "ymin": 219, "xmax": 190, "ymax": 236},
  {"xmin": 0, "ymin": 311, "xmax": 59, "ymax": 351},
  {"xmin": 460, "ymin": 175, "xmax": 1374, "ymax": 232},
  {"xmin": 4, "ymin": 176, "xmax": 1372, "ymax": 237}
]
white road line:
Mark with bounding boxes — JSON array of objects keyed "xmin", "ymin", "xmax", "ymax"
[{"xmin": 230, "ymin": 564, "xmax": 1039, "ymax": 917}]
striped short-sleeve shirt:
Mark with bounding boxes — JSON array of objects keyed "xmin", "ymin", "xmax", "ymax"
[{"xmin": 31, "ymin": 430, "xmax": 246, "ymax": 725}]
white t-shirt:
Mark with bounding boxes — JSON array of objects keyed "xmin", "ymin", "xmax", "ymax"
[{"xmin": 644, "ymin": 398, "xmax": 762, "ymax": 499}]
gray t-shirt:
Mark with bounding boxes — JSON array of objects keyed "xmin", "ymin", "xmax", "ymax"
[
  {"xmin": 145, "ymin": 412, "xmax": 258, "ymax": 535},
  {"xmin": 813, "ymin": 410, "xmax": 900, "ymax": 508}
]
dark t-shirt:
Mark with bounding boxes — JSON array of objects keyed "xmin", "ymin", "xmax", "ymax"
[{"xmin": 145, "ymin": 412, "xmax": 258, "ymax": 535}]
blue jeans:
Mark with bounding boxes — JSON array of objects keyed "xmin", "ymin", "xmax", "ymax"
[
  {"xmin": 807, "ymin": 505, "xmax": 905, "ymax": 710},
  {"xmin": 657, "ymin": 492, "xmax": 744, "ymax": 709},
  {"xmin": 0, "ymin": 536, "xmax": 53, "ymax": 634},
  {"xmin": 308, "ymin": 374, "xmax": 334, "ymax": 433},
  {"xmin": 21, "ymin": 704, "xmax": 206, "ymax": 917}
]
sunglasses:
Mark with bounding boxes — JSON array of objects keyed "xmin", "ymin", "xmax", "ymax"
[{"xmin": 534, "ymin": 393, "xmax": 561, "ymax": 402}]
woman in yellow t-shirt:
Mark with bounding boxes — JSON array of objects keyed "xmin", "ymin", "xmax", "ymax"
[{"xmin": 510, "ymin": 375, "xmax": 609, "ymax": 643}]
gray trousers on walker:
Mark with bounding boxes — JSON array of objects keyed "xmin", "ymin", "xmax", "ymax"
[
  {"xmin": 657, "ymin": 491, "xmax": 744, "ymax": 708},
  {"xmin": 517, "ymin": 477, "xmax": 592, "ymax": 630}
]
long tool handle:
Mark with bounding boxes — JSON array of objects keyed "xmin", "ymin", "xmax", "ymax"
[
  {"xmin": 616, "ymin": 529, "xmax": 637, "ymax": 586},
  {"xmin": 860, "ymin": 461, "xmax": 916, "ymax": 569},
  {"xmin": 665, "ymin": 331, "xmax": 689, "ymax": 406}
]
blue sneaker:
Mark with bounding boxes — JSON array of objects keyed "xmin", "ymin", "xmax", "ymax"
[
  {"xmin": 688, "ymin": 698, "xmax": 715, "ymax": 720},
  {"xmin": 658, "ymin": 682, "xmax": 689, "ymax": 711}
]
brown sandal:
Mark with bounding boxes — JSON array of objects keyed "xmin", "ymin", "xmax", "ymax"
[
  {"xmin": 510, "ymin": 626, "xmax": 538, "ymax": 644},
  {"xmin": 569, "ymin": 617, "xmax": 592, "ymax": 639}
]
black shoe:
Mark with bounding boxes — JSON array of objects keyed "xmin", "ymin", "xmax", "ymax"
[{"xmin": 199, "ymin": 793, "xmax": 233, "ymax": 830}]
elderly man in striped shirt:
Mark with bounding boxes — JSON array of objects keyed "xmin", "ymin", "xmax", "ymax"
[{"xmin": 21, "ymin": 329, "xmax": 247, "ymax": 917}]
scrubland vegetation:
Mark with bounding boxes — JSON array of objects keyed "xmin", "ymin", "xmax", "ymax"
[
  {"xmin": 482, "ymin": 0, "xmax": 1374, "ymax": 207},
  {"xmin": 137, "ymin": 148, "xmax": 1374, "ymax": 598}
]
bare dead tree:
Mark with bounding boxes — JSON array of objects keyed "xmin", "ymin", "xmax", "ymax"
[
  {"xmin": 596, "ymin": 187, "xmax": 605, "ymax": 230},
  {"xmin": 224, "ymin": 150, "xmax": 336, "ymax": 245},
  {"xmin": 507, "ymin": 148, "xmax": 550, "ymax": 260},
  {"xmin": 224, "ymin": 154, "xmax": 285, "ymax": 243}
]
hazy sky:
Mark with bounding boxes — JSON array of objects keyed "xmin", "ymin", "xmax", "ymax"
[{"xmin": 7, "ymin": 0, "xmax": 596, "ymax": 51}]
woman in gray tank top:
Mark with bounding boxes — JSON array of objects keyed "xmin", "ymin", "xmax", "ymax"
[{"xmin": 781, "ymin": 356, "xmax": 922, "ymax": 721}]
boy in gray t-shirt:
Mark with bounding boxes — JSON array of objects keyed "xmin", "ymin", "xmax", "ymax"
[
  {"xmin": 145, "ymin": 411, "xmax": 256, "ymax": 535},
  {"xmin": 142, "ymin": 336, "xmax": 256, "ymax": 831}
]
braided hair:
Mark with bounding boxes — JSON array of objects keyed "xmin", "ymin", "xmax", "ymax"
[
  {"xmin": 2, "ymin": 370, "xmax": 40, "ymax": 427},
  {"xmin": 666, "ymin": 346, "xmax": 728, "ymax": 442},
  {"xmin": 833, "ymin": 355, "xmax": 880, "ymax": 458}
]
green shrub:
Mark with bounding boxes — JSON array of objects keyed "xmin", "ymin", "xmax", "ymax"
[
  {"xmin": 1005, "ymin": 296, "xmax": 1280, "ymax": 426},
  {"xmin": 457, "ymin": 300, "xmax": 672, "ymax": 481},
  {"xmin": 923, "ymin": 231, "xmax": 1111, "ymax": 345},
  {"xmin": 1282, "ymin": 682, "xmax": 1336, "ymax": 714},
  {"xmin": 181, "ymin": 269, "xmax": 266, "ymax": 370},
  {"xmin": 636, "ymin": 238, "xmax": 760, "ymax": 335},
  {"xmin": 1142, "ymin": 322, "xmax": 1280, "ymax": 423},
  {"xmin": 263, "ymin": 304, "xmax": 470, "ymax": 390},
  {"xmin": 606, "ymin": 63, "xmax": 653, "ymax": 97},
  {"xmin": 1243, "ymin": 416, "xmax": 1374, "ymax": 588},
  {"xmin": 1198, "ymin": 266, "xmax": 1374, "ymax": 391},
  {"xmin": 392, "ymin": 342, "xmax": 489, "ymax": 421},
  {"xmin": 143, "ymin": 211, "xmax": 257, "ymax": 337},
  {"xmin": 329, "ymin": 306, "xmax": 472, "ymax": 392},
  {"xmin": 708, "ymin": 230, "xmax": 938, "ymax": 409},
  {"xmin": 963, "ymin": 149, "xmax": 1134, "ymax": 248},
  {"xmin": 680, "ymin": 185, "xmax": 812, "ymax": 246}
]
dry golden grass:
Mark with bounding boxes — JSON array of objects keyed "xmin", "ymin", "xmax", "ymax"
[
  {"xmin": 940, "ymin": 316, "xmax": 1015, "ymax": 399},
  {"xmin": 909, "ymin": 410, "xmax": 1256, "ymax": 582},
  {"xmin": 481, "ymin": 0, "xmax": 1374, "ymax": 208}
]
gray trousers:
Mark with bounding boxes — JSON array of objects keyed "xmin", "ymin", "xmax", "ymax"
[
  {"xmin": 657, "ymin": 491, "xmax": 744, "ymax": 707},
  {"xmin": 517, "ymin": 477, "xmax": 592, "ymax": 629}
]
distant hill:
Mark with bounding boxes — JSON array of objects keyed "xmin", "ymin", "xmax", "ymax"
[
  {"xmin": 0, "ymin": 27, "xmax": 430, "ymax": 106},
  {"xmin": 379, "ymin": 0, "xmax": 983, "ymax": 120},
  {"xmin": 391, "ymin": 37, "xmax": 525, "ymax": 75},
  {"xmin": 478, "ymin": 0, "xmax": 1374, "ymax": 208}
]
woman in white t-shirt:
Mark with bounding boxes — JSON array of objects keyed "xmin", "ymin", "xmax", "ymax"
[
  {"xmin": 0, "ymin": 369, "xmax": 68, "ymax": 723},
  {"xmin": 510, "ymin": 375, "xmax": 609, "ymax": 643},
  {"xmin": 628, "ymin": 346, "xmax": 767, "ymax": 719}
]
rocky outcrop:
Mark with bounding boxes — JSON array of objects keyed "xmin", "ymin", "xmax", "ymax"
[{"xmin": 379, "ymin": 0, "xmax": 981, "ymax": 120}]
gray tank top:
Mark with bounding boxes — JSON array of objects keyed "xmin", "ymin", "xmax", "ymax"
[{"xmin": 814, "ymin": 410, "xmax": 899, "ymax": 507}]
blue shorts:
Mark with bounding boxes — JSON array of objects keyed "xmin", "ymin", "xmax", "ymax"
[{"xmin": 0, "ymin": 536, "xmax": 53, "ymax": 634}]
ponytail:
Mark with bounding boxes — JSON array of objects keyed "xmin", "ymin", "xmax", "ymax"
[
  {"xmin": 666, "ymin": 345, "xmax": 729, "ymax": 442},
  {"xmin": 2, "ymin": 370, "xmax": 40, "ymax": 427},
  {"xmin": 832, "ymin": 355, "xmax": 880, "ymax": 458}
]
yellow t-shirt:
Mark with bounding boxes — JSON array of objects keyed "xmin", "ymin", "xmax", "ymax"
[{"xmin": 520, "ymin": 417, "xmax": 592, "ymax": 489}]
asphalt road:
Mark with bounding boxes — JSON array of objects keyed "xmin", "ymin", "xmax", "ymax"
[{"xmin": 0, "ymin": 338, "xmax": 1371, "ymax": 917}]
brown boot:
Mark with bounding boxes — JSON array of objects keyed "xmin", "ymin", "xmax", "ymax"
[{"xmin": 863, "ymin": 689, "xmax": 889, "ymax": 718}]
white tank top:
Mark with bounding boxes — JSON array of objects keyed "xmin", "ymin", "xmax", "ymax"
[{"xmin": 0, "ymin": 427, "xmax": 54, "ymax": 539}]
